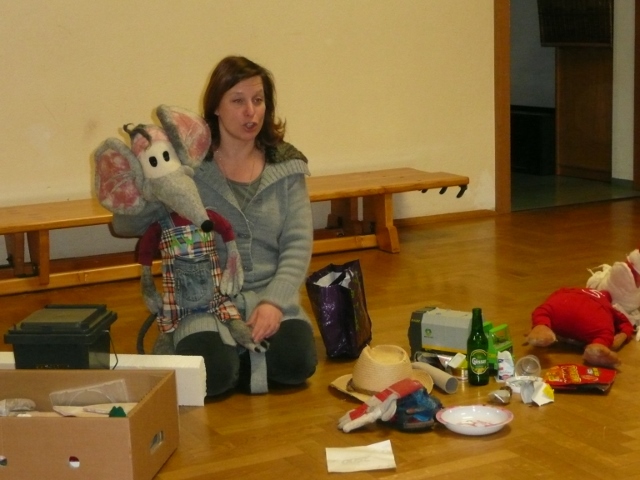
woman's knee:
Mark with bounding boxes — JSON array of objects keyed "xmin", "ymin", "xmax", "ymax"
[
  {"xmin": 266, "ymin": 320, "xmax": 317, "ymax": 384},
  {"xmin": 175, "ymin": 331, "xmax": 240, "ymax": 396}
]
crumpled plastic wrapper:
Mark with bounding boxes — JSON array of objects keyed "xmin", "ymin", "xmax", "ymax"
[
  {"xmin": 507, "ymin": 377, "xmax": 553, "ymax": 406},
  {"xmin": 489, "ymin": 386, "xmax": 512, "ymax": 404},
  {"xmin": 0, "ymin": 398, "xmax": 36, "ymax": 416},
  {"xmin": 496, "ymin": 351, "xmax": 515, "ymax": 382},
  {"xmin": 531, "ymin": 380, "xmax": 554, "ymax": 406},
  {"xmin": 506, "ymin": 376, "xmax": 539, "ymax": 394}
]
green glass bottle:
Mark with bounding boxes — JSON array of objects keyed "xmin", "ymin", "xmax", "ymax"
[{"xmin": 467, "ymin": 307, "xmax": 489, "ymax": 386}]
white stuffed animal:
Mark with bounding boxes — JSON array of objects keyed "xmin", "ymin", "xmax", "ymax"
[{"xmin": 587, "ymin": 249, "xmax": 640, "ymax": 339}]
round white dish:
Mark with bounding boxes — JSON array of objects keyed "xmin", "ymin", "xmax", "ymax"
[{"xmin": 436, "ymin": 405, "xmax": 513, "ymax": 436}]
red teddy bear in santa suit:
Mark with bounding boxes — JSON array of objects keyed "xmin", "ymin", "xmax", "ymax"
[{"xmin": 526, "ymin": 287, "xmax": 634, "ymax": 368}]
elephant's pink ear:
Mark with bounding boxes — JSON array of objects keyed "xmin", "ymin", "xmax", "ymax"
[
  {"xmin": 157, "ymin": 105, "xmax": 212, "ymax": 168},
  {"xmin": 94, "ymin": 138, "xmax": 146, "ymax": 215}
]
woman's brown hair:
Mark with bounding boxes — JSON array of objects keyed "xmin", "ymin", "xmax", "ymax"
[{"xmin": 203, "ymin": 56, "xmax": 286, "ymax": 152}]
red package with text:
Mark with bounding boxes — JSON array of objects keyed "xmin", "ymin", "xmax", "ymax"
[{"xmin": 544, "ymin": 364, "xmax": 616, "ymax": 393}]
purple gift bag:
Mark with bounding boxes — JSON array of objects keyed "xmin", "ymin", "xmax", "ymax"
[{"xmin": 305, "ymin": 259, "xmax": 372, "ymax": 359}]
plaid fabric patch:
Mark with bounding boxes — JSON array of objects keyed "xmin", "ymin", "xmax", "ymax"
[{"xmin": 156, "ymin": 224, "xmax": 241, "ymax": 332}]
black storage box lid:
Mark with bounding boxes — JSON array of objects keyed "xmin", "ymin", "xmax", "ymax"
[{"xmin": 5, "ymin": 304, "xmax": 117, "ymax": 345}]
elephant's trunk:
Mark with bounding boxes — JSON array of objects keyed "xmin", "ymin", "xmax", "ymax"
[{"xmin": 146, "ymin": 170, "xmax": 212, "ymax": 232}]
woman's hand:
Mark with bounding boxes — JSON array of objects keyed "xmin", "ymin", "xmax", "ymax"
[{"xmin": 246, "ymin": 302, "xmax": 283, "ymax": 343}]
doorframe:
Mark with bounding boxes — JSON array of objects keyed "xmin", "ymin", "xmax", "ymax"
[
  {"xmin": 495, "ymin": 0, "xmax": 511, "ymax": 214},
  {"xmin": 634, "ymin": 2, "xmax": 640, "ymax": 189}
]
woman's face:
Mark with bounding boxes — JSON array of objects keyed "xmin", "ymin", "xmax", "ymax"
[{"xmin": 215, "ymin": 75, "xmax": 266, "ymax": 144}]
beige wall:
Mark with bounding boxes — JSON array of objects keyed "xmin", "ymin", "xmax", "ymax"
[{"xmin": 0, "ymin": 0, "xmax": 496, "ymax": 259}]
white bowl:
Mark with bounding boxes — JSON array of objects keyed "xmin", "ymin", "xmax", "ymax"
[{"xmin": 436, "ymin": 405, "xmax": 513, "ymax": 436}]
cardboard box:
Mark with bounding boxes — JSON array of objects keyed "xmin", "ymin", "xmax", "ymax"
[
  {"xmin": 0, "ymin": 369, "xmax": 179, "ymax": 480},
  {"xmin": 408, "ymin": 306, "xmax": 513, "ymax": 369},
  {"xmin": 408, "ymin": 307, "xmax": 472, "ymax": 354},
  {"xmin": 0, "ymin": 351, "xmax": 206, "ymax": 407}
]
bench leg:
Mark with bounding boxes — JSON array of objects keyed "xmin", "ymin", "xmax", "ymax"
[
  {"xmin": 363, "ymin": 194, "xmax": 400, "ymax": 253},
  {"xmin": 26, "ymin": 230, "xmax": 50, "ymax": 285},
  {"xmin": 326, "ymin": 198, "xmax": 364, "ymax": 235},
  {"xmin": 4, "ymin": 233, "xmax": 28, "ymax": 276}
]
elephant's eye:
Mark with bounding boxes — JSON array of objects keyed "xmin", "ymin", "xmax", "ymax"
[
  {"xmin": 149, "ymin": 156, "xmax": 158, "ymax": 167},
  {"xmin": 163, "ymin": 151, "xmax": 170, "ymax": 161}
]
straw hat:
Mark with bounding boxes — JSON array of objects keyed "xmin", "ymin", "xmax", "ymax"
[{"xmin": 331, "ymin": 345, "xmax": 434, "ymax": 402}]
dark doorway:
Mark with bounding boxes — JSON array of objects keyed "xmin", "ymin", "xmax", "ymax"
[{"xmin": 508, "ymin": 0, "xmax": 640, "ymax": 211}]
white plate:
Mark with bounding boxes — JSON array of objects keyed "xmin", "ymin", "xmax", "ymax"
[{"xmin": 436, "ymin": 405, "xmax": 513, "ymax": 436}]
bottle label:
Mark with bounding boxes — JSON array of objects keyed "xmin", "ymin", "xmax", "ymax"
[{"xmin": 469, "ymin": 349, "xmax": 489, "ymax": 374}]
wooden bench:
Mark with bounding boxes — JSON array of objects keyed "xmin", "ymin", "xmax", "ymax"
[
  {"xmin": 307, "ymin": 168, "xmax": 468, "ymax": 254},
  {"xmin": 0, "ymin": 168, "xmax": 468, "ymax": 295}
]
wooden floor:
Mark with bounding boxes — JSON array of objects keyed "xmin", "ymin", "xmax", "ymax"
[{"xmin": 3, "ymin": 198, "xmax": 640, "ymax": 479}]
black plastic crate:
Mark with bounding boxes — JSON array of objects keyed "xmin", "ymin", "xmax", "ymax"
[{"xmin": 4, "ymin": 304, "xmax": 117, "ymax": 369}]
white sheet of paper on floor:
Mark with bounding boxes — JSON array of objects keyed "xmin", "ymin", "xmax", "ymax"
[{"xmin": 326, "ymin": 440, "xmax": 396, "ymax": 473}]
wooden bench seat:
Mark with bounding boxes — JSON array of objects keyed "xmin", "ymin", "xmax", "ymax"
[
  {"xmin": 307, "ymin": 168, "xmax": 468, "ymax": 254},
  {"xmin": 0, "ymin": 199, "xmax": 114, "ymax": 290},
  {"xmin": 0, "ymin": 167, "xmax": 468, "ymax": 295}
]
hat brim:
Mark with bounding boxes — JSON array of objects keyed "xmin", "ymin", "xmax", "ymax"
[{"xmin": 330, "ymin": 367, "xmax": 434, "ymax": 402}]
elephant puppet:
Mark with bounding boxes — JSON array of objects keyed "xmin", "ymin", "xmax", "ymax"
[{"xmin": 94, "ymin": 104, "xmax": 267, "ymax": 354}]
